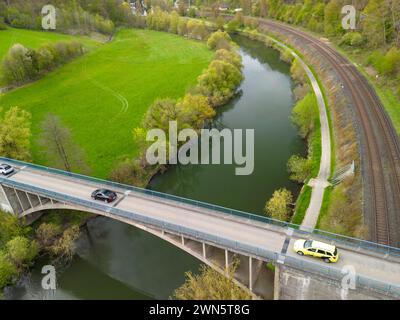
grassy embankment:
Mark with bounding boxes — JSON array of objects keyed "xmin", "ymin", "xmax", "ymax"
[{"xmin": 0, "ymin": 28, "xmax": 213, "ymax": 178}]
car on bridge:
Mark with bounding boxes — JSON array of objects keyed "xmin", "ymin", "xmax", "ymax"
[
  {"xmin": 0, "ymin": 164, "xmax": 14, "ymax": 176},
  {"xmin": 91, "ymin": 189, "xmax": 117, "ymax": 203},
  {"xmin": 293, "ymin": 239, "xmax": 339, "ymax": 263}
]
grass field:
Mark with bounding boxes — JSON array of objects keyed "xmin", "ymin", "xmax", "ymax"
[
  {"xmin": 0, "ymin": 28, "xmax": 213, "ymax": 177},
  {"xmin": 0, "ymin": 27, "xmax": 101, "ymax": 84}
]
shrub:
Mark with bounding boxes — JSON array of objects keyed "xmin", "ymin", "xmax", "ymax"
[
  {"xmin": 0, "ymin": 17, "xmax": 7, "ymax": 30},
  {"xmin": 206, "ymin": 30, "xmax": 234, "ymax": 51},
  {"xmin": 2, "ymin": 44, "xmax": 37, "ymax": 84},
  {"xmin": 0, "ymin": 252, "xmax": 18, "ymax": 289},
  {"xmin": 197, "ymin": 59, "xmax": 243, "ymax": 106},
  {"xmin": 214, "ymin": 49, "xmax": 243, "ymax": 69},
  {"xmin": 339, "ymin": 32, "xmax": 364, "ymax": 47},
  {"xmin": 177, "ymin": 18, "xmax": 188, "ymax": 36},
  {"xmin": 292, "ymin": 93, "xmax": 318, "ymax": 139},
  {"xmin": 287, "ymin": 154, "xmax": 312, "ymax": 183},
  {"xmin": 6, "ymin": 236, "xmax": 38, "ymax": 268},
  {"xmin": 2, "ymin": 41, "xmax": 84, "ymax": 85},
  {"xmin": 264, "ymin": 188, "xmax": 293, "ymax": 221}
]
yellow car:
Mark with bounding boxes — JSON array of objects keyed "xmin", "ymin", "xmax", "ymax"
[{"xmin": 293, "ymin": 239, "xmax": 339, "ymax": 263}]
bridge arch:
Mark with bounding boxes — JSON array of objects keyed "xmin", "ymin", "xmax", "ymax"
[{"xmin": 20, "ymin": 204, "xmax": 270, "ymax": 299}]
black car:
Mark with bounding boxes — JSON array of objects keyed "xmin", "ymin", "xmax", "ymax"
[{"xmin": 91, "ymin": 189, "xmax": 117, "ymax": 203}]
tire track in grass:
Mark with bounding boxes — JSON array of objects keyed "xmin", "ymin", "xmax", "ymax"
[{"xmin": 83, "ymin": 59, "xmax": 129, "ymax": 121}]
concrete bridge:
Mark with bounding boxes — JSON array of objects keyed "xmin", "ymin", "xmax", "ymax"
[{"xmin": 0, "ymin": 157, "xmax": 400, "ymax": 300}]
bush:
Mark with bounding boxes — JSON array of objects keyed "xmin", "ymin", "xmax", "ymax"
[
  {"xmin": 0, "ymin": 252, "xmax": 18, "ymax": 289},
  {"xmin": 197, "ymin": 59, "xmax": 243, "ymax": 107},
  {"xmin": 214, "ymin": 49, "xmax": 243, "ymax": 69},
  {"xmin": 264, "ymin": 188, "xmax": 293, "ymax": 221},
  {"xmin": 287, "ymin": 154, "xmax": 312, "ymax": 183},
  {"xmin": 0, "ymin": 17, "xmax": 7, "ymax": 30},
  {"xmin": 2, "ymin": 41, "xmax": 84, "ymax": 85},
  {"xmin": 367, "ymin": 47, "xmax": 400, "ymax": 77},
  {"xmin": 226, "ymin": 19, "xmax": 241, "ymax": 33},
  {"xmin": 206, "ymin": 30, "xmax": 234, "ymax": 51},
  {"xmin": 6, "ymin": 236, "xmax": 38, "ymax": 268},
  {"xmin": 339, "ymin": 32, "xmax": 364, "ymax": 47},
  {"xmin": 292, "ymin": 93, "xmax": 318, "ymax": 138}
]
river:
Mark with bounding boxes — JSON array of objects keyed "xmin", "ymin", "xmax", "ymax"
[{"xmin": 5, "ymin": 35, "xmax": 304, "ymax": 300}]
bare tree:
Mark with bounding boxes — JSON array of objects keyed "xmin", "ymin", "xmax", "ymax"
[{"xmin": 39, "ymin": 113, "xmax": 90, "ymax": 174}]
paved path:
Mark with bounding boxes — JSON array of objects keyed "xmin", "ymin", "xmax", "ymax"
[{"xmin": 257, "ymin": 34, "xmax": 331, "ymax": 230}]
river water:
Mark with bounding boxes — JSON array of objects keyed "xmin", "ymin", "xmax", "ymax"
[{"xmin": 5, "ymin": 35, "xmax": 304, "ymax": 300}]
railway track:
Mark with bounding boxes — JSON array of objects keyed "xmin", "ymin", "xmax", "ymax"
[{"xmin": 257, "ymin": 19, "xmax": 400, "ymax": 246}]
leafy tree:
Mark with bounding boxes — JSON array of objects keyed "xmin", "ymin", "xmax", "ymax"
[
  {"xmin": 0, "ymin": 251, "xmax": 18, "ymax": 289},
  {"xmin": 0, "ymin": 106, "xmax": 31, "ymax": 161},
  {"xmin": 6, "ymin": 236, "xmax": 38, "ymax": 268},
  {"xmin": 197, "ymin": 59, "xmax": 243, "ymax": 106},
  {"xmin": 35, "ymin": 223, "xmax": 61, "ymax": 249},
  {"xmin": 2, "ymin": 44, "xmax": 36, "ymax": 84},
  {"xmin": 287, "ymin": 154, "xmax": 312, "ymax": 183},
  {"xmin": 265, "ymin": 188, "xmax": 293, "ymax": 221},
  {"xmin": 206, "ymin": 30, "xmax": 234, "ymax": 50},
  {"xmin": 172, "ymin": 264, "xmax": 251, "ymax": 300},
  {"xmin": 292, "ymin": 93, "xmax": 318, "ymax": 139},
  {"xmin": 169, "ymin": 11, "xmax": 180, "ymax": 34},
  {"xmin": 361, "ymin": 0, "xmax": 389, "ymax": 47},
  {"xmin": 0, "ymin": 210, "xmax": 29, "ymax": 246},
  {"xmin": 323, "ymin": 0, "xmax": 342, "ymax": 36},
  {"xmin": 214, "ymin": 48, "xmax": 243, "ymax": 69},
  {"xmin": 176, "ymin": 94, "xmax": 216, "ymax": 129},
  {"xmin": 49, "ymin": 225, "xmax": 80, "ymax": 262}
]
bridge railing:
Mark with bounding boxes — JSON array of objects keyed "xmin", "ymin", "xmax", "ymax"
[
  {"xmin": 1, "ymin": 157, "xmax": 400, "ymax": 259},
  {"xmin": 1, "ymin": 174, "xmax": 400, "ymax": 298}
]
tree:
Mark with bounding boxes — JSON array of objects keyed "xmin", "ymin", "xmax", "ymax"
[
  {"xmin": 361, "ymin": 0, "xmax": 388, "ymax": 47},
  {"xmin": 291, "ymin": 93, "xmax": 318, "ymax": 139},
  {"xmin": 6, "ymin": 236, "xmax": 38, "ymax": 268},
  {"xmin": 35, "ymin": 223, "xmax": 60, "ymax": 249},
  {"xmin": 0, "ymin": 106, "xmax": 31, "ymax": 161},
  {"xmin": 214, "ymin": 49, "xmax": 243, "ymax": 69},
  {"xmin": 0, "ymin": 252, "xmax": 18, "ymax": 289},
  {"xmin": 176, "ymin": 94, "xmax": 216, "ymax": 129},
  {"xmin": 287, "ymin": 154, "xmax": 312, "ymax": 183},
  {"xmin": 206, "ymin": 30, "xmax": 234, "ymax": 50},
  {"xmin": 324, "ymin": 0, "xmax": 342, "ymax": 36},
  {"xmin": 0, "ymin": 210, "xmax": 28, "ymax": 246},
  {"xmin": 265, "ymin": 188, "xmax": 293, "ymax": 221},
  {"xmin": 197, "ymin": 59, "xmax": 243, "ymax": 106},
  {"xmin": 49, "ymin": 225, "xmax": 80, "ymax": 262},
  {"xmin": 172, "ymin": 264, "xmax": 251, "ymax": 300},
  {"xmin": 39, "ymin": 113, "xmax": 90, "ymax": 174},
  {"xmin": 2, "ymin": 44, "xmax": 36, "ymax": 85}
]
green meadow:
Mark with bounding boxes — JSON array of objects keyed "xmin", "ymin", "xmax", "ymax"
[
  {"xmin": 0, "ymin": 27, "xmax": 101, "ymax": 72},
  {"xmin": 0, "ymin": 28, "xmax": 213, "ymax": 177}
]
